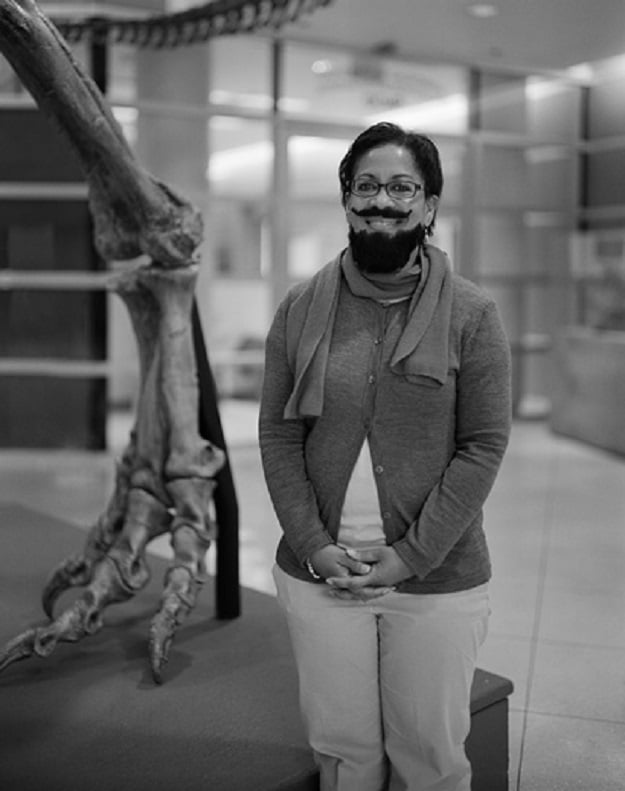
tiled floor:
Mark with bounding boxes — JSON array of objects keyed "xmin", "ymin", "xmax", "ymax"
[{"xmin": 1, "ymin": 402, "xmax": 625, "ymax": 790}]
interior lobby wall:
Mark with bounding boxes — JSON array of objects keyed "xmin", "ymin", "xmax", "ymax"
[{"xmin": 5, "ymin": 17, "xmax": 625, "ymax": 442}]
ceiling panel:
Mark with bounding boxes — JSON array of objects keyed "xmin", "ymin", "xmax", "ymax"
[{"xmin": 283, "ymin": 0, "xmax": 625, "ymax": 73}]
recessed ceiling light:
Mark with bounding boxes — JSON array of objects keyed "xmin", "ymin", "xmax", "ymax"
[{"xmin": 466, "ymin": 3, "xmax": 500, "ymax": 18}]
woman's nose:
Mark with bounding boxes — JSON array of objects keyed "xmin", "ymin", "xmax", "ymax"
[{"xmin": 371, "ymin": 188, "xmax": 395, "ymax": 208}]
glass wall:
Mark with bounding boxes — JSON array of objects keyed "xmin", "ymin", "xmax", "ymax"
[
  {"xmin": 204, "ymin": 37, "xmax": 584, "ymax": 412},
  {"xmin": 204, "ymin": 37, "xmax": 274, "ymax": 396},
  {"xmin": 0, "ymin": 20, "xmax": 594, "ymax": 439},
  {"xmin": 467, "ymin": 73, "xmax": 581, "ymax": 414},
  {"xmin": 5, "ymin": 32, "xmax": 581, "ymax": 415},
  {"xmin": 572, "ymin": 57, "xmax": 625, "ymax": 334}
]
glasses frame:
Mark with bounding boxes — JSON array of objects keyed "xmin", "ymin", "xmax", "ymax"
[{"xmin": 349, "ymin": 177, "xmax": 424, "ymax": 202}]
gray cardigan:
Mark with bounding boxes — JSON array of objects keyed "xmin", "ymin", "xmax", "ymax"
[{"xmin": 259, "ymin": 263, "xmax": 512, "ymax": 594}]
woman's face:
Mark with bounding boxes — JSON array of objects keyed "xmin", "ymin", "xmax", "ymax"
[{"xmin": 345, "ymin": 143, "xmax": 438, "ymax": 237}]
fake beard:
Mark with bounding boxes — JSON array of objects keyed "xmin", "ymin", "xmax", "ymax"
[{"xmin": 348, "ymin": 224, "xmax": 427, "ymax": 274}]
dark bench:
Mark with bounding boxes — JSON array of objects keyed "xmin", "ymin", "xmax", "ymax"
[{"xmin": 468, "ymin": 668, "xmax": 515, "ymax": 791}]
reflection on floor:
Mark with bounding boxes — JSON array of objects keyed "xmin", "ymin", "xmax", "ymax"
[{"xmin": 1, "ymin": 401, "xmax": 624, "ymax": 791}]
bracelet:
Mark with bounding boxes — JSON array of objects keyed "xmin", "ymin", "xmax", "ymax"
[{"xmin": 305, "ymin": 558, "xmax": 322, "ymax": 580}]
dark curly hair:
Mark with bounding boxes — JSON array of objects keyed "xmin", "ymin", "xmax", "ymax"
[{"xmin": 339, "ymin": 122, "xmax": 443, "ymax": 234}]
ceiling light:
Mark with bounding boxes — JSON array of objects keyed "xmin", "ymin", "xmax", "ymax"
[
  {"xmin": 466, "ymin": 3, "xmax": 499, "ymax": 18},
  {"xmin": 311, "ymin": 59, "xmax": 333, "ymax": 75}
]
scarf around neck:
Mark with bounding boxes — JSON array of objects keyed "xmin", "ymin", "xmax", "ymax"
[
  {"xmin": 283, "ymin": 243, "xmax": 453, "ymax": 420},
  {"xmin": 341, "ymin": 246, "xmax": 422, "ymax": 301}
]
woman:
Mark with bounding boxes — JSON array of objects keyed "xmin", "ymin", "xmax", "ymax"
[{"xmin": 259, "ymin": 122, "xmax": 512, "ymax": 791}]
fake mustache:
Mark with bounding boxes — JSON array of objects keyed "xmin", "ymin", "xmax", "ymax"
[{"xmin": 351, "ymin": 207, "xmax": 411, "ymax": 220}]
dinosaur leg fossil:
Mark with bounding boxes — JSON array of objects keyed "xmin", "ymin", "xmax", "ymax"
[
  {"xmin": 0, "ymin": 268, "xmax": 173, "ymax": 672},
  {"xmin": 0, "ymin": 488, "xmax": 172, "ymax": 672},
  {"xmin": 40, "ymin": 445, "xmax": 135, "ymax": 619},
  {"xmin": 41, "ymin": 267, "xmax": 160, "ymax": 617},
  {"xmin": 0, "ymin": 0, "xmax": 228, "ymax": 680},
  {"xmin": 140, "ymin": 265, "xmax": 225, "ymax": 682}
]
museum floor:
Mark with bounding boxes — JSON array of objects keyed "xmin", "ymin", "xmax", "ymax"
[{"xmin": 1, "ymin": 402, "xmax": 624, "ymax": 791}]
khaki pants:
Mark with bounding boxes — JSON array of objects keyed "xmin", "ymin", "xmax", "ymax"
[{"xmin": 273, "ymin": 566, "xmax": 489, "ymax": 791}]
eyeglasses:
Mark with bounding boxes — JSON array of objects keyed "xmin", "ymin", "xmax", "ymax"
[{"xmin": 350, "ymin": 177, "xmax": 424, "ymax": 201}]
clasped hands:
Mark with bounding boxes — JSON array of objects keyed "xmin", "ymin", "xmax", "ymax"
[{"xmin": 309, "ymin": 544, "xmax": 412, "ymax": 601}]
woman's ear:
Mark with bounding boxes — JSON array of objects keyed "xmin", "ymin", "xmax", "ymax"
[{"xmin": 424, "ymin": 194, "xmax": 439, "ymax": 228}]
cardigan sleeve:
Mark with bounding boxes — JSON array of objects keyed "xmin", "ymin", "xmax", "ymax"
[
  {"xmin": 392, "ymin": 299, "xmax": 512, "ymax": 579},
  {"xmin": 258, "ymin": 296, "xmax": 334, "ymax": 564}
]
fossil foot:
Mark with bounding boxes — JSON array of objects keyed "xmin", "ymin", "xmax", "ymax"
[
  {"xmin": 41, "ymin": 555, "xmax": 95, "ymax": 618},
  {"xmin": 0, "ymin": 599, "xmax": 98, "ymax": 673},
  {"xmin": 0, "ymin": 554, "xmax": 145, "ymax": 675},
  {"xmin": 149, "ymin": 565, "xmax": 202, "ymax": 684},
  {"xmin": 0, "ymin": 626, "xmax": 40, "ymax": 672}
]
